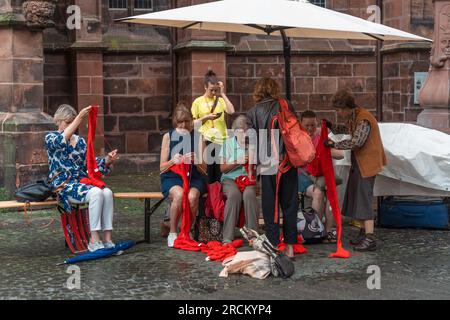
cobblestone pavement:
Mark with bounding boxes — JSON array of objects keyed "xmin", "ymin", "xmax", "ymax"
[{"xmin": 0, "ymin": 174, "xmax": 449, "ymax": 300}]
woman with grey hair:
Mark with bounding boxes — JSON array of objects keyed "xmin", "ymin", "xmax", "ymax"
[
  {"xmin": 45, "ymin": 104, "xmax": 119, "ymax": 252},
  {"xmin": 219, "ymin": 115, "xmax": 259, "ymax": 244}
]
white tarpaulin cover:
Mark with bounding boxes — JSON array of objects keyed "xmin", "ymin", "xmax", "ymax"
[
  {"xmin": 332, "ymin": 124, "xmax": 450, "ymax": 197},
  {"xmin": 374, "ymin": 175, "xmax": 450, "ymax": 197},
  {"xmin": 118, "ymin": 0, "xmax": 431, "ymax": 42},
  {"xmin": 378, "ymin": 123, "xmax": 450, "ymax": 193}
]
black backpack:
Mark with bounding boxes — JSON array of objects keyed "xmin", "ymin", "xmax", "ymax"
[
  {"xmin": 297, "ymin": 207, "xmax": 326, "ymax": 244},
  {"xmin": 14, "ymin": 180, "xmax": 55, "ymax": 202}
]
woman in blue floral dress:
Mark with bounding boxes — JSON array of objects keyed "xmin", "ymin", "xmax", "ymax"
[{"xmin": 45, "ymin": 104, "xmax": 119, "ymax": 252}]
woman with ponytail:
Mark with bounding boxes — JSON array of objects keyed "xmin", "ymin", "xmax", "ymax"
[{"xmin": 191, "ymin": 70, "xmax": 235, "ymax": 183}]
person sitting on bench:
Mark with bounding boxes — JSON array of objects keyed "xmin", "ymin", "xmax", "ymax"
[
  {"xmin": 45, "ymin": 104, "xmax": 119, "ymax": 252},
  {"xmin": 160, "ymin": 103, "xmax": 207, "ymax": 248},
  {"xmin": 299, "ymin": 110, "xmax": 344, "ymax": 243},
  {"xmin": 219, "ymin": 115, "xmax": 259, "ymax": 244}
]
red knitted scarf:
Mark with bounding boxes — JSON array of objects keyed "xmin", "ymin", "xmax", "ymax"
[
  {"xmin": 234, "ymin": 164, "xmax": 257, "ymax": 228},
  {"xmin": 316, "ymin": 121, "xmax": 350, "ymax": 259},
  {"xmin": 80, "ymin": 106, "xmax": 106, "ymax": 189},
  {"xmin": 171, "ymin": 163, "xmax": 200, "ymax": 251},
  {"xmin": 171, "ymin": 163, "xmax": 244, "ymax": 260}
]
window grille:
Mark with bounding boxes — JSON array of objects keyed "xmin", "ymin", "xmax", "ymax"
[
  {"xmin": 134, "ymin": 0, "xmax": 153, "ymax": 10},
  {"xmin": 310, "ymin": 0, "xmax": 326, "ymax": 8},
  {"xmin": 109, "ymin": 0, "xmax": 128, "ymax": 9}
]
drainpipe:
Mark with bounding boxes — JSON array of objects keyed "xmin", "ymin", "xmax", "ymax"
[
  {"xmin": 376, "ymin": 0, "xmax": 384, "ymax": 121},
  {"xmin": 375, "ymin": 0, "xmax": 384, "ymax": 219},
  {"xmin": 280, "ymin": 30, "xmax": 292, "ymax": 101},
  {"xmin": 171, "ymin": 0, "xmax": 178, "ymax": 110}
]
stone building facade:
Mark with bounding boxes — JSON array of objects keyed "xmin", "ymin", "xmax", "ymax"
[{"xmin": 0, "ymin": 0, "xmax": 435, "ymax": 194}]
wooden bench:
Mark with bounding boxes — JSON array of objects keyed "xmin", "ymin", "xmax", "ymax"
[
  {"xmin": 113, "ymin": 192, "xmax": 165, "ymax": 244},
  {"xmin": 0, "ymin": 199, "xmax": 58, "ymax": 210},
  {"xmin": 0, "ymin": 192, "xmax": 275, "ymax": 244},
  {"xmin": 0, "ymin": 192, "xmax": 167, "ymax": 245}
]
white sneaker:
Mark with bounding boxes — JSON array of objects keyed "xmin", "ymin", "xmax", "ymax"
[
  {"xmin": 167, "ymin": 233, "xmax": 177, "ymax": 247},
  {"xmin": 103, "ymin": 241, "xmax": 116, "ymax": 249},
  {"xmin": 104, "ymin": 241, "xmax": 125, "ymax": 255},
  {"xmin": 88, "ymin": 241, "xmax": 105, "ymax": 252}
]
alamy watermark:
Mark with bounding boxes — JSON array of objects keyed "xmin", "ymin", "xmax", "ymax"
[
  {"xmin": 366, "ymin": 265, "xmax": 381, "ymax": 290},
  {"xmin": 65, "ymin": 265, "xmax": 81, "ymax": 290},
  {"xmin": 66, "ymin": 5, "xmax": 82, "ymax": 30},
  {"xmin": 169, "ymin": 127, "xmax": 281, "ymax": 176},
  {"xmin": 61, "ymin": 3, "xmax": 381, "ymax": 31},
  {"xmin": 367, "ymin": 5, "xmax": 381, "ymax": 24}
]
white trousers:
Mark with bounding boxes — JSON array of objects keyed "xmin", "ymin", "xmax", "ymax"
[{"xmin": 68, "ymin": 187, "xmax": 114, "ymax": 232}]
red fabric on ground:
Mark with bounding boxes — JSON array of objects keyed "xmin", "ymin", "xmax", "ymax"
[
  {"xmin": 174, "ymin": 239, "xmax": 202, "ymax": 252},
  {"xmin": 80, "ymin": 106, "xmax": 106, "ymax": 189},
  {"xmin": 278, "ymin": 236, "xmax": 308, "ymax": 255},
  {"xmin": 316, "ymin": 121, "xmax": 351, "ymax": 259},
  {"xmin": 201, "ymin": 239, "xmax": 244, "ymax": 262}
]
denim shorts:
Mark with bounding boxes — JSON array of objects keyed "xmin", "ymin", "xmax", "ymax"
[{"xmin": 298, "ymin": 172, "xmax": 313, "ymax": 193}]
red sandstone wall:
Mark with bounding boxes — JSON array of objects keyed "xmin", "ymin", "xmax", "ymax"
[
  {"xmin": 227, "ymin": 53, "xmax": 377, "ymax": 123},
  {"xmin": 103, "ymin": 53, "xmax": 173, "ymax": 155},
  {"xmin": 329, "ymin": 0, "xmax": 378, "ymax": 18},
  {"xmin": 382, "ymin": 50, "xmax": 430, "ymax": 122},
  {"xmin": 43, "ymin": 53, "xmax": 72, "ymax": 117}
]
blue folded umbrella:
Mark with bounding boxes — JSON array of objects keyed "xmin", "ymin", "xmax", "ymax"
[{"xmin": 58, "ymin": 240, "xmax": 135, "ymax": 265}]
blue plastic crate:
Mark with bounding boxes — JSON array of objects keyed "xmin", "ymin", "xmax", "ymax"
[{"xmin": 379, "ymin": 197, "xmax": 449, "ymax": 230}]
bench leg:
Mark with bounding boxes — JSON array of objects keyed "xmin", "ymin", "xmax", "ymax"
[
  {"xmin": 144, "ymin": 198, "xmax": 151, "ymax": 244},
  {"xmin": 136, "ymin": 197, "xmax": 166, "ymax": 245}
]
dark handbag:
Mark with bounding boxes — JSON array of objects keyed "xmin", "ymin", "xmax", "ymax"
[
  {"xmin": 273, "ymin": 253, "xmax": 295, "ymax": 279},
  {"xmin": 14, "ymin": 180, "xmax": 54, "ymax": 202},
  {"xmin": 197, "ymin": 216, "xmax": 223, "ymax": 243},
  {"xmin": 260, "ymin": 238, "xmax": 295, "ymax": 278}
]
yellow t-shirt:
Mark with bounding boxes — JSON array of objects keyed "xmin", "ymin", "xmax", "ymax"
[{"xmin": 191, "ymin": 96, "xmax": 228, "ymax": 144}]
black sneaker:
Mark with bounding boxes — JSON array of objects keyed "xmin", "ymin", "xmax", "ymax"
[
  {"xmin": 323, "ymin": 230, "xmax": 337, "ymax": 243},
  {"xmin": 349, "ymin": 228, "xmax": 365, "ymax": 245},
  {"xmin": 353, "ymin": 234, "xmax": 377, "ymax": 252}
]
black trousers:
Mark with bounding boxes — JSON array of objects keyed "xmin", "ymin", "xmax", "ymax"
[
  {"xmin": 261, "ymin": 167, "xmax": 298, "ymax": 246},
  {"xmin": 206, "ymin": 141, "xmax": 222, "ymax": 184}
]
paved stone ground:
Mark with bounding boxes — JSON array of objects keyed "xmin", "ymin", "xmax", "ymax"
[{"xmin": 0, "ymin": 173, "xmax": 449, "ymax": 300}]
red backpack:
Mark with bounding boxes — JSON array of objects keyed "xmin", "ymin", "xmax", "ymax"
[
  {"xmin": 270, "ymin": 99, "xmax": 316, "ymax": 223},
  {"xmin": 273, "ymin": 99, "xmax": 315, "ymax": 167}
]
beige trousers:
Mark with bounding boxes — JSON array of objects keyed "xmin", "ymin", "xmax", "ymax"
[{"xmin": 222, "ymin": 179, "xmax": 259, "ymax": 243}]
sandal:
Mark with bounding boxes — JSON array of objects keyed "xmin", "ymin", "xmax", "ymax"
[{"xmin": 323, "ymin": 230, "xmax": 337, "ymax": 243}]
